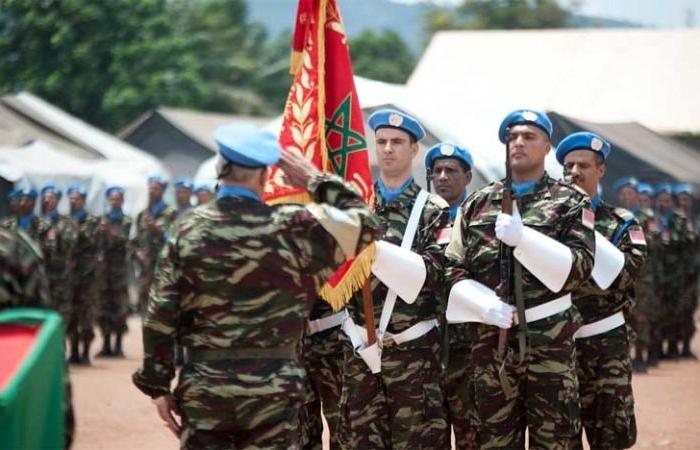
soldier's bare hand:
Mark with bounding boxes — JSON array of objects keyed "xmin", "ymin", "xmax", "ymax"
[
  {"xmin": 153, "ymin": 395, "xmax": 182, "ymax": 438},
  {"xmin": 278, "ymin": 148, "xmax": 319, "ymax": 189}
]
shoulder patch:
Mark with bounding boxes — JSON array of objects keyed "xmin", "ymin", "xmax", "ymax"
[
  {"xmin": 629, "ymin": 229, "xmax": 647, "ymax": 246},
  {"xmin": 582, "ymin": 208, "xmax": 595, "ymax": 230},
  {"xmin": 428, "ymin": 192, "xmax": 449, "ymax": 209}
]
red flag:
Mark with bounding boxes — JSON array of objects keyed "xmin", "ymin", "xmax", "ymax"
[{"xmin": 265, "ymin": 0, "xmax": 375, "ymax": 309}]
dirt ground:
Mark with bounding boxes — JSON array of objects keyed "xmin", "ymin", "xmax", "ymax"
[{"xmin": 71, "ymin": 316, "xmax": 700, "ymax": 450}]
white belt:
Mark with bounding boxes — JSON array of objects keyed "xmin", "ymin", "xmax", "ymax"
[
  {"xmin": 575, "ymin": 311, "xmax": 625, "ymax": 339},
  {"xmin": 514, "ymin": 294, "xmax": 572, "ymax": 325},
  {"xmin": 341, "ymin": 316, "xmax": 437, "ymax": 349},
  {"xmin": 307, "ymin": 310, "xmax": 347, "ymax": 335}
]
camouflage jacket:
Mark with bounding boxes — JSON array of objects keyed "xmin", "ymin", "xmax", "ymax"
[
  {"xmin": 446, "ymin": 173, "xmax": 595, "ymax": 321},
  {"xmin": 346, "ymin": 180, "xmax": 449, "ymax": 334},
  {"xmin": 133, "ymin": 203, "xmax": 178, "ymax": 263},
  {"xmin": 679, "ymin": 210, "xmax": 700, "ymax": 279},
  {"xmin": 98, "ymin": 213, "xmax": 133, "ymax": 289},
  {"xmin": 572, "ymin": 203, "xmax": 647, "ymax": 323},
  {"xmin": 0, "ymin": 215, "xmax": 51, "ymax": 254},
  {"xmin": 72, "ymin": 213, "xmax": 100, "ymax": 278},
  {"xmin": 0, "ymin": 228, "xmax": 50, "ymax": 310},
  {"xmin": 132, "ymin": 173, "xmax": 380, "ymax": 398},
  {"xmin": 43, "ymin": 214, "xmax": 78, "ymax": 278},
  {"xmin": 655, "ymin": 209, "xmax": 690, "ymax": 288}
]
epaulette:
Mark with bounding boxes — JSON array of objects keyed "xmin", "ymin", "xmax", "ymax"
[
  {"xmin": 613, "ymin": 207, "xmax": 636, "ymax": 222},
  {"xmin": 427, "ymin": 192, "xmax": 449, "ymax": 210},
  {"xmin": 552, "ymin": 177, "xmax": 589, "ymax": 202}
]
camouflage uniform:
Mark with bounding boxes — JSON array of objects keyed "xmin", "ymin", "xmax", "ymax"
[
  {"xmin": 0, "ymin": 227, "xmax": 75, "ymax": 449},
  {"xmin": 69, "ymin": 212, "xmax": 101, "ymax": 360},
  {"xmin": 678, "ymin": 214, "xmax": 699, "ymax": 353},
  {"xmin": 133, "ymin": 203, "xmax": 178, "ymax": 313},
  {"xmin": 132, "ymin": 173, "xmax": 380, "ymax": 450},
  {"xmin": 97, "ymin": 212, "xmax": 133, "ymax": 347},
  {"xmin": 0, "ymin": 214, "xmax": 51, "ymax": 250},
  {"xmin": 628, "ymin": 208, "xmax": 660, "ymax": 364},
  {"xmin": 446, "ymin": 173, "xmax": 595, "ymax": 449},
  {"xmin": 43, "ymin": 212, "xmax": 78, "ymax": 326},
  {"xmin": 339, "ymin": 180, "xmax": 451, "ymax": 450},
  {"xmin": 656, "ymin": 210, "xmax": 690, "ymax": 356},
  {"xmin": 572, "ymin": 204, "xmax": 647, "ymax": 449},
  {"xmin": 301, "ymin": 299, "xmax": 345, "ymax": 449}
]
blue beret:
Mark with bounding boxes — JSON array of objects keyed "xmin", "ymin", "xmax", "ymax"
[
  {"xmin": 41, "ymin": 184, "xmax": 62, "ymax": 199},
  {"xmin": 368, "ymin": 109, "xmax": 425, "ymax": 141},
  {"xmin": 105, "ymin": 185, "xmax": 125, "ymax": 197},
  {"xmin": 673, "ymin": 183, "xmax": 694, "ymax": 196},
  {"xmin": 214, "ymin": 123, "xmax": 281, "ymax": 168},
  {"xmin": 637, "ymin": 182, "xmax": 653, "ymax": 195},
  {"xmin": 655, "ymin": 182, "xmax": 673, "ymax": 196},
  {"xmin": 147, "ymin": 175, "xmax": 168, "ymax": 187},
  {"xmin": 555, "ymin": 131, "xmax": 611, "ymax": 164},
  {"xmin": 498, "ymin": 109, "xmax": 553, "ymax": 144},
  {"xmin": 7, "ymin": 189, "xmax": 22, "ymax": 200},
  {"xmin": 194, "ymin": 181, "xmax": 214, "ymax": 193},
  {"xmin": 67, "ymin": 184, "xmax": 87, "ymax": 197},
  {"xmin": 174, "ymin": 178, "xmax": 194, "ymax": 190},
  {"xmin": 424, "ymin": 142, "xmax": 473, "ymax": 170},
  {"xmin": 612, "ymin": 177, "xmax": 638, "ymax": 193},
  {"xmin": 18, "ymin": 188, "xmax": 38, "ymax": 199}
]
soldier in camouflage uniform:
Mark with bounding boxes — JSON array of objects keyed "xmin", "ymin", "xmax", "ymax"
[
  {"xmin": 6, "ymin": 188, "xmax": 21, "ymax": 216},
  {"xmin": 40, "ymin": 184, "xmax": 78, "ymax": 329},
  {"xmin": 557, "ymin": 133, "xmax": 647, "ymax": 449},
  {"xmin": 67, "ymin": 184, "xmax": 101, "ymax": 365},
  {"xmin": 673, "ymin": 183, "xmax": 699, "ymax": 359},
  {"xmin": 425, "ymin": 142, "xmax": 478, "ymax": 449},
  {"xmin": 96, "ymin": 186, "xmax": 133, "ymax": 358},
  {"xmin": 132, "ymin": 124, "xmax": 380, "ymax": 450},
  {"xmin": 133, "ymin": 175, "xmax": 178, "ymax": 313},
  {"xmin": 338, "ymin": 110, "xmax": 450, "ymax": 450},
  {"xmin": 445, "ymin": 110, "xmax": 595, "ymax": 449},
  {"xmin": 194, "ymin": 182, "xmax": 215, "ymax": 206},
  {"xmin": 0, "ymin": 227, "xmax": 75, "ymax": 449},
  {"xmin": 1, "ymin": 188, "xmax": 51, "ymax": 244},
  {"xmin": 174, "ymin": 178, "xmax": 194, "ymax": 218},
  {"xmin": 654, "ymin": 182, "xmax": 691, "ymax": 360}
]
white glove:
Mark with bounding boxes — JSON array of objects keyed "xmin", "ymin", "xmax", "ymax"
[
  {"xmin": 495, "ymin": 204, "xmax": 523, "ymax": 247},
  {"xmin": 482, "ymin": 301, "xmax": 515, "ymax": 329}
]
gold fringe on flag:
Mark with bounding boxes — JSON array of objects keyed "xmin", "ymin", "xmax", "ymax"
[{"xmin": 318, "ymin": 242, "xmax": 375, "ymax": 311}]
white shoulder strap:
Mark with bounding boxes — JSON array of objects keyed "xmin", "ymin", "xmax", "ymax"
[{"xmin": 378, "ymin": 190, "xmax": 429, "ymax": 338}]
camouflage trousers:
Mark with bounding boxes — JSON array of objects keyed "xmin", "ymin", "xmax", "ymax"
[
  {"xmin": 67, "ymin": 276, "xmax": 97, "ymax": 341},
  {"xmin": 573, "ymin": 325, "xmax": 636, "ymax": 450},
  {"xmin": 659, "ymin": 283, "xmax": 682, "ymax": 342},
  {"xmin": 443, "ymin": 325, "xmax": 478, "ymax": 450},
  {"xmin": 338, "ymin": 329, "xmax": 449, "ymax": 450},
  {"xmin": 48, "ymin": 274, "xmax": 72, "ymax": 328},
  {"xmin": 175, "ymin": 362, "xmax": 303, "ymax": 450},
  {"xmin": 137, "ymin": 265, "xmax": 155, "ymax": 313},
  {"xmin": 628, "ymin": 279, "xmax": 653, "ymax": 347},
  {"xmin": 98, "ymin": 285, "xmax": 129, "ymax": 335},
  {"xmin": 470, "ymin": 309, "xmax": 581, "ymax": 450},
  {"xmin": 678, "ymin": 273, "xmax": 699, "ymax": 340},
  {"xmin": 301, "ymin": 328, "xmax": 344, "ymax": 450}
]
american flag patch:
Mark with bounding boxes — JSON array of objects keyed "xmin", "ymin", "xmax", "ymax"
[
  {"xmin": 582, "ymin": 208, "xmax": 595, "ymax": 230},
  {"xmin": 436, "ymin": 226, "xmax": 452, "ymax": 244},
  {"xmin": 629, "ymin": 229, "xmax": 646, "ymax": 246}
]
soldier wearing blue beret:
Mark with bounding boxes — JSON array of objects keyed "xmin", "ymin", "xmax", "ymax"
[
  {"xmin": 558, "ymin": 131, "xmax": 645, "ymax": 449},
  {"xmin": 637, "ymin": 182, "xmax": 654, "ymax": 210},
  {"xmin": 672, "ymin": 183, "xmax": 699, "ymax": 359},
  {"xmin": 174, "ymin": 178, "xmax": 194, "ymax": 218},
  {"xmin": 1, "ymin": 187, "xmax": 50, "ymax": 238},
  {"xmin": 424, "ymin": 142, "xmax": 473, "ymax": 221},
  {"xmin": 193, "ymin": 181, "xmax": 215, "ymax": 206}
]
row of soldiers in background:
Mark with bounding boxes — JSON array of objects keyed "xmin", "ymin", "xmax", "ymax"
[
  {"xmin": 0, "ymin": 179, "xmax": 216, "ymax": 365},
  {"xmin": 615, "ymin": 177, "xmax": 700, "ymax": 373},
  {"xmin": 130, "ymin": 109, "xmax": 695, "ymax": 450}
]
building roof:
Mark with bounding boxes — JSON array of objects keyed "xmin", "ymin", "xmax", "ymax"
[{"xmin": 409, "ymin": 29, "xmax": 700, "ymax": 134}]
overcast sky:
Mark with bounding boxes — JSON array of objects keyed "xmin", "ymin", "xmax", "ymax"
[{"xmin": 394, "ymin": 0, "xmax": 700, "ymax": 28}]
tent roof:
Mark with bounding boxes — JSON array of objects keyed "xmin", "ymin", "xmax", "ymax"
[{"xmin": 409, "ymin": 29, "xmax": 700, "ymax": 134}]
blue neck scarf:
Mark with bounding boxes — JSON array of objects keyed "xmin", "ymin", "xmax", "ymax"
[
  {"xmin": 217, "ymin": 185, "xmax": 260, "ymax": 202},
  {"xmin": 591, "ymin": 196, "xmax": 603, "ymax": 208},
  {"xmin": 72, "ymin": 210, "xmax": 87, "ymax": 222},
  {"xmin": 44, "ymin": 209, "xmax": 60, "ymax": 222},
  {"xmin": 377, "ymin": 177, "xmax": 414, "ymax": 204},
  {"xmin": 149, "ymin": 200, "xmax": 167, "ymax": 217},
  {"xmin": 107, "ymin": 208, "xmax": 124, "ymax": 221},
  {"xmin": 512, "ymin": 181, "xmax": 536, "ymax": 197},
  {"xmin": 19, "ymin": 214, "xmax": 36, "ymax": 230},
  {"xmin": 449, "ymin": 191, "xmax": 468, "ymax": 222}
]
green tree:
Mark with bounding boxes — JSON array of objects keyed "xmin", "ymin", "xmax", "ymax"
[
  {"xmin": 425, "ymin": 0, "xmax": 572, "ymax": 33},
  {"xmin": 0, "ymin": 0, "xmax": 212, "ymax": 130},
  {"xmin": 349, "ymin": 30, "xmax": 416, "ymax": 84}
]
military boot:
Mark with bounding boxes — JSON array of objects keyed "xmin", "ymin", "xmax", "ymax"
[
  {"xmin": 647, "ymin": 342, "xmax": 660, "ymax": 367},
  {"xmin": 96, "ymin": 333, "xmax": 112, "ymax": 357},
  {"xmin": 667, "ymin": 340, "xmax": 680, "ymax": 359},
  {"xmin": 681, "ymin": 338, "xmax": 697, "ymax": 359},
  {"xmin": 80, "ymin": 338, "xmax": 92, "ymax": 365},
  {"xmin": 68, "ymin": 336, "xmax": 81, "ymax": 365},
  {"xmin": 113, "ymin": 333, "xmax": 125, "ymax": 358}
]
